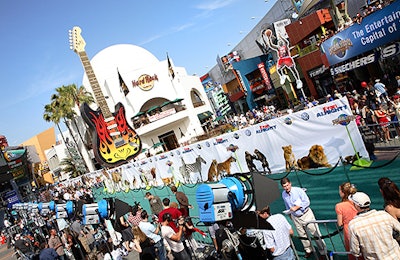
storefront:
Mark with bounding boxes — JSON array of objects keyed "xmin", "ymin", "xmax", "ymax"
[{"xmin": 232, "ymin": 55, "xmax": 280, "ymax": 110}]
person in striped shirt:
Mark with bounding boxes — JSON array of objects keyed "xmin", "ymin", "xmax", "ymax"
[{"xmin": 349, "ymin": 192, "xmax": 400, "ymax": 259}]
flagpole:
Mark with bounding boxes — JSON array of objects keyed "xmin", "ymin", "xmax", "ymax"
[{"xmin": 167, "ymin": 52, "xmax": 179, "ymax": 96}]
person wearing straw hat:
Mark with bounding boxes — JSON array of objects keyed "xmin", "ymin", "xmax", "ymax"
[{"xmin": 349, "ymin": 192, "xmax": 400, "ymax": 259}]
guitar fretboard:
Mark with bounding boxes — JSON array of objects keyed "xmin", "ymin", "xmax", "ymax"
[{"xmin": 78, "ymin": 51, "xmax": 112, "ymax": 119}]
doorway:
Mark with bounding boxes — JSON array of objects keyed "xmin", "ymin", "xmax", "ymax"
[{"xmin": 158, "ymin": 131, "xmax": 179, "ymax": 151}]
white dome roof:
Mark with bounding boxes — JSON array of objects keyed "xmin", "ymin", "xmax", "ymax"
[{"xmin": 82, "ymin": 44, "xmax": 159, "ymax": 84}]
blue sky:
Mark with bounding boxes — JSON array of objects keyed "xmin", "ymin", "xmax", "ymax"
[{"xmin": 0, "ymin": 0, "xmax": 275, "ymax": 146}]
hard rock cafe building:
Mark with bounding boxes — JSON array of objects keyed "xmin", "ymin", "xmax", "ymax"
[{"xmin": 75, "ymin": 44, "xmax": 214, "ymax": 163}]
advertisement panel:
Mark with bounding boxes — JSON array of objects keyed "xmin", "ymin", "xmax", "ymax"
[{"xmin": 321, "ymin": 3, "xmax": 400, "ymax": 66}]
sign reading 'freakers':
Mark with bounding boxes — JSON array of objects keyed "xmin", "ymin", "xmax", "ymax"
[{"xmin": 321, "ymin": 3, "xmax": 400, "ymax": 66}]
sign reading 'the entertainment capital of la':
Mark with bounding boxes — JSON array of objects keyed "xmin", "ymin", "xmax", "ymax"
[{"xmin": 321, "ymin": 2, "xmax": 400, "ymax": 66}]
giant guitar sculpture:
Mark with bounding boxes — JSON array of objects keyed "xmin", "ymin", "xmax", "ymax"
[{"xmin": 69, "ymin": 26, "xmax": 141, "ymax": 167}]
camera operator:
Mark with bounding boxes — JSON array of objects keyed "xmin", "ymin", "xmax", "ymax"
[
  {"xmin": 161, "ymin": 213, "xmax": 192, "ymax": 260},
  {"xmin": 139, "ymin": 210, "xmax": 167, "ymax": 260},
  {"xmin": 158, "ymin": 198, "xmax": 182, "ymax": 233},
  {"xmin": 258, "ymin": 205, "xmax": 295, "ymax": 260}
]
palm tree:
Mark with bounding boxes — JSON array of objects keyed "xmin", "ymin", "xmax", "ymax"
[
  {"xmin": 59, "ymin": 156, "xmax": 83, "ymax": 178},
  {"xmin": 43, "ymin": 101, "xmax": 69, "ymax": 152},
  {"xmin": 44, "ymin": 84, "xmax": 94, "ymax": 173},
  {"xmin": 55, "ymin": 84, "xmax": 94, "ymax": 148}
]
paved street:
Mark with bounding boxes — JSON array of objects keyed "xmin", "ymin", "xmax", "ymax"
[{"xmin": 0, "ymin": 244, "xmax": 16, "ymax": 260}]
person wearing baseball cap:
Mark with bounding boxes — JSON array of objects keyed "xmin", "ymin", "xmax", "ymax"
[{"xmin": 348, "ymin": 192, "xmax": 400, "ymax": 259}]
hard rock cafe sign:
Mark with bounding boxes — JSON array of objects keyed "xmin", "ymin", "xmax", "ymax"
[{"xmin": 132, "ymin": 74, "xmax": 158, "ymax": 91}]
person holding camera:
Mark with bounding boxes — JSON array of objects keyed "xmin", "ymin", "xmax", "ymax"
[
  {"xmin": 158, "ymin": 198, "xmax": 182, "ymax": 233},
  {"xmin": 139, "ymin": 210, "xmax": 167, "ymax": 260},
  {"xmin": 161, "ymin": 213, "xmax": 192, "ymax": 260}
]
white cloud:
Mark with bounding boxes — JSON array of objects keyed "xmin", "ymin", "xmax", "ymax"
[
  {"xmin": 195, "ymin": 0, "xmax": 236, "ymax": 11},
  {"xmin": 139, "ymin": 23, "xmax": 194, "ymax": 45}
]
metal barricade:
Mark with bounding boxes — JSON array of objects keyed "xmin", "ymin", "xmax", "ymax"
[
  {"xmin": 329, "ymin": 251, "xmax": 360, "ymax": 260},
  {"xmin": 303, "ymin": 219, "xmax": 346, "ymax": 260}
]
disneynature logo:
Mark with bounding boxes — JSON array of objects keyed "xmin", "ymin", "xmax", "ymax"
[{"xmin": 328, "ymin": 37, "xmax": 353, "ymax": 58}]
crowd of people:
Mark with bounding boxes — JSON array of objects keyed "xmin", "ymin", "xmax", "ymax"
[
  {"xmin": 1, "ymin": 184, "xmax": 203, "ymax": 260},
  {"xmin": 2, "ymin": 73, "xmax": 400, "ymax": 259},
  {"xmin": 2, "ymin": 144, "xmax": 400, "ymax": 260},
  {"xmin": 206, "ymin": 176, "xmax": 400, "ymax": 260},
  {"xmin": 212, "ymin": 74, "xmax": 400, "ymax": 149}
]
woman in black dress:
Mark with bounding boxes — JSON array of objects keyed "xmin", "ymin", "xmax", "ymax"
[{"xmin": 131, "ymin": 226, "xmax": 156, "ymax": 260}]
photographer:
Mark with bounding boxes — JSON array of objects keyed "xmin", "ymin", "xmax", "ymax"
[
  {"xmin": 161, "ymin": 213, "xmax": 192, "ymax": 260},
  {"xmin": 138, "ymin": 210, "xmax": 167, "ymax": 260}
]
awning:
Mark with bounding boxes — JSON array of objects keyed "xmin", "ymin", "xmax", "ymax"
[
  {"xmin": 146, "ymin": 105, "xmax": 160, "ymax": 114},
  {"xmin": 213, "ymin": 116, "xmax": 224, "ymax": 122},
  {"xmin": 197, "ymin": 111, "xmax": 213, "ymax": 121},
  {"xmin": 152, "ymin": 142, "xmax": 165, "ymax": 148},
  {"xmin": 132, "ymin": 111, "xmax": 145, "ymax": 118},
  {"xmin": 170, "ymin": 98, "xmax": 184, "ymax": 103},
  {"xmin": 160, "ymin": 101, "xmax": 171, "ymax": 108}
]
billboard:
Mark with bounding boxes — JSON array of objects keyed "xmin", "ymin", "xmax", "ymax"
[{"xmin": 321, "ymin": 3, "xmax": 400, "ymax": 66}]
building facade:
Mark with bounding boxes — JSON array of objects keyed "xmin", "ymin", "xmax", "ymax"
[
  {"xmin": 202, "ymin": 0, "xmax": 376, "ymax": 113},
  {"xmin": 60, "ymin": 43, "xmax": 214, "ymax": 169}
]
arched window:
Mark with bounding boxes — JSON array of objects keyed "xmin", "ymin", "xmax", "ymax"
[{"xmin": 191, "ymin": 89, "xmax": 204, "ymax": 108}]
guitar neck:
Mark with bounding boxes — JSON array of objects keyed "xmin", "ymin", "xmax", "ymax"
[{"xmin": 78, "ymin": 51, "xmax": 112, "ymax": 119}]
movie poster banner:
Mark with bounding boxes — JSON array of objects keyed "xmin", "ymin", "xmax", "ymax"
[{"xmin": 66, "ymin": 98, "xmax": 367, "ymax": 189}]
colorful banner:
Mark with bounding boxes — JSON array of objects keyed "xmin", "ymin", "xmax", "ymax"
[
  {"xmin": 321, "ymin": 3, "xmax": 400, "ymax": 66},
  {"xmin": 70, "ymin": 98, "xmax": 368, "ymax": 189}
]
